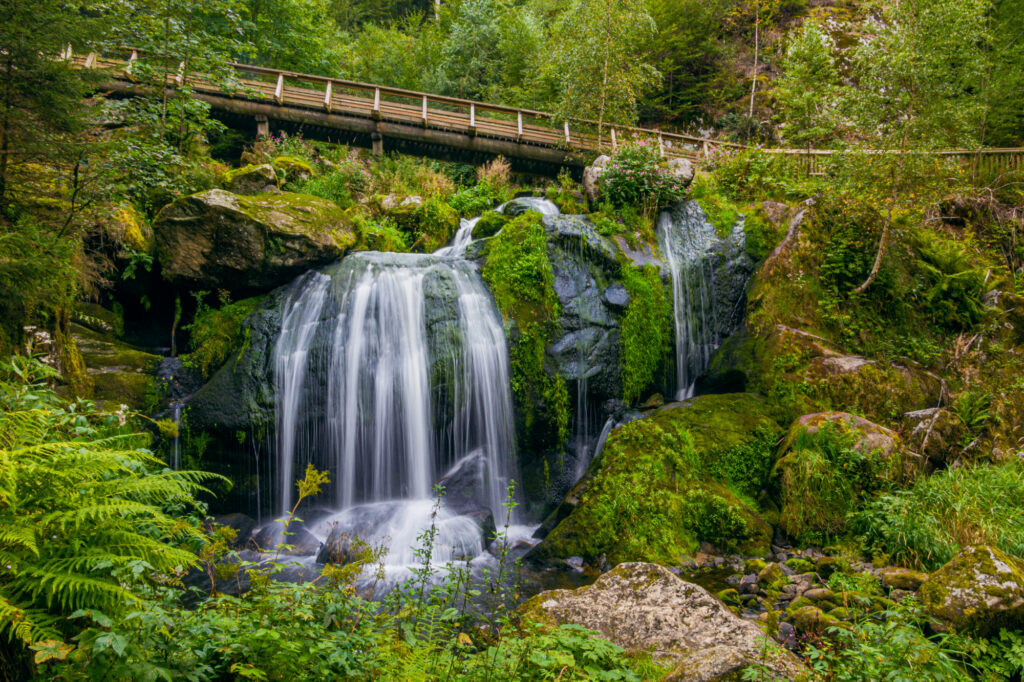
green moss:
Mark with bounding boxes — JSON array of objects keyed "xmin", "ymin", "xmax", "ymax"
[
  {"xmin": 414, "ymin": 197, "xmax": 460, "ymax": 253},
  {"xmin": 743, "ymin": 208, "xmax": 786, "ymax": 262},
  {"xmin": 786, "ymin": 557, "xmax": 816, "ymax": 574},
  {"xmin": 482, "ymin": 213, "xmax": 570, "ymax": 449},
  {"xmin": 688, "ymin": 174, "xmax": 741, "ymax": 237},
  {"xmin": 474, "ymin": 210, "xmax": 508, "ymax": 239},
  {"xmin": 619, "ymin": 264, "xmax": 673, "ymax": 404},
  {"xmin": 920, "ymin": 545, "xmax": 1024, "ymax": 635},
  {"xmin": 273, "ymin": 156, "xmax": 315, "ymax": 179},
  {"xmin": 535, "ymin": 393, "xmax": 782, "ymax": 564},
  {"xmin": 182, "ymin": 296, "xmax": 264, "ymax": 379}
]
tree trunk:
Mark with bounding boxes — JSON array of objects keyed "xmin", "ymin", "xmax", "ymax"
[
  {"xmin": 598, "ymin": 36, "xmax": 610, "ymax": 149},
  {"xmin": 748, "ymin": 6, "xmax": 759, "ymax": 119},
  {"xmin": 853, "ymin": 130, "xmax": 909, "ymax": 295}
]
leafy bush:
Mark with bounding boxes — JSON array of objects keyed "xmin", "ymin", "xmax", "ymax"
[
  {"xmin": 450, "ymin": 181, "xmax": 507, "ymax": 216},
  {"xmin": 850, "ymin": 460, "xmax": 1024, "ymax": 570},
  {"xmin": 0, "ymin": 357, "xmax": 215, "ymax": 654},
  {"xmin": 913, "ymin": 232, "xmax": 991, "ymax": 332},
  {"xmin": 600, "ymin": 139, "xmax": 687, "ymax": 211},
  {"xmin": 293, "ymin": 156, "xmax": 371, "ymax": 210}
]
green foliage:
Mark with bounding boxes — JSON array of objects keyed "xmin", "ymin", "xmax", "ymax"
[
  {"xmin": 850, "ymin": 460, "xmax": 1024, "ymax": 570},
  {"xmin": 293, "ymin": 155, "xmax": 371, "ymax": 210},
  {"xmin": 619, "ymin": 264, "xmax": 672, "ymax": 403},
  {"xmin": 687, "ymin": 174, "xmax": 742, "ymax": 236},
  {"xmin": 913, "ymin": 233, "xmax": 991, "ymax": 332},
  {"xmin": 482, "ymin": 213, "xmax": 569, "ymax": 449},
  {"xmin": 355, "ymin": 214, "xmax": 411, "ymax": 252},
  {"xmin": 951, "ymin": 390, "xmax": 992, "ymax": 441},
  {"xmin": 774, "ymin": 20, "xmax": 841, "ymax": 148},
  {"xmin": 600, "ymin": 139, "xmax": 687, "ymax": 212},
  {"xmin": 449, "ymin": 182, "xmax": 506, "ymax": 217},
  {"xmin": 0, "ymin": 356, "xmax": 216, "ymax": 649},
  {"xmin": 181, "ymin": 294, "xmax": 263, "ymax": 378},
  {"xmin": 775, "ymin": 422, "xmax": 888, "ymax": 544}
]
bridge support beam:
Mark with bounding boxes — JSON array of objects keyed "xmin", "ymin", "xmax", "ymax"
[
  {"xmin": 255, "ymin": 115, "xmax": 269, "ymax": 138},
  {"xmin": 371, "ymin": 131, "xmax": 383, "ymax": 156}
]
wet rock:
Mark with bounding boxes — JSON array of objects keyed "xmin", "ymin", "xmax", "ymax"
[
  {"xmin": 788, "ymin": 605, "xmax": 841, "ymax": 635},
  {"xmin": 154, "ymin": 189, "xmax": 356, "ymax": 292},
  {"xmin": 758, "ymin": 563, "xmax": 789, "ymax": 588},
  {"xmin": 207, "ymin": 513, "xmax": 259, "ymax": 549},
  {"xmin": 222, "ymin": 164, "xmax": 279, "ymax": 195},
  {"xmin": 880, "ymin": 567, "xmax": 929, "ymax": 591},
  {"xmin": 601, "ymin": 282, "xmax": 630, "ymax": 310},
  {"xmin": 920, "ymin": 545, "xmax": 1024, "ymax": 635},
  {"xmin": 71, "ymin": 322, "xmax": 160, "ymax": 410},
  {"xmin": 518, "ymin": 563, "xmax": 805, "ymax": 681}
]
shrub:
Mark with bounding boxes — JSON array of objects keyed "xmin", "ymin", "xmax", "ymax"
[
  {"xmin": 850, "ymin": 460, "xmax": 1024, "ymax": 570},
  {"xmin": 476, "ymin": 155, "xmax": 511, "ymax": 188},
  {"xmin": 619, "ymin": 264, "xmax": 672, "ymax": 404},
  {"xmin": 293, "ymin": 155, "xmax": 371, "ymax": 210},
  {"xmin": 600, "ymin": 139, "xmax": 687, "ymax": 212}
]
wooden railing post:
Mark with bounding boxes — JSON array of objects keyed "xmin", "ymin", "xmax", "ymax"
[
  {"xmin": 324, "ymin": 81, "xmax": 332, "ymax": 112},
  {"xmin": 658, "ymin": 133, "xmax": 665, "ymax": 158},
  {"xmin": 274, "ymin": 73, "xmax": 284, "ymax": 104},
  {"xmin": 60, "ymin": 44, "xmax": 72, "ymax": 61},
  {"xmin": 84, "ymin": 52, "xmax": 97, "ymax": 69},
  {"xmin": 421, "ymin": 95, "xmax": 428, "ymax": 125},
  {"xmin": 126, "ymin": 50, "xmax": 137, "ymax": 76},
  {"xmin": 469, "ymin": 103, "xmax": 476, "ymax": 131},
  {"xmin": 611, "ymin": 127, "xmax": 617, "ymax": 150},
  {"xmin": 517, "ymin": 111, "xmax": 523, "ymax": 140},
  {"xmin": 564, "ymin": 121, "xmax": 570, "ymax": 144},
  {"xmin": 372, "ymin": 87, "xmax": 380, "ymax": 118}
]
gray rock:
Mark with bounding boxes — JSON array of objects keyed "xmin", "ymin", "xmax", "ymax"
[
  {"xmin": 518, "ymin": 563, "xmax": 804, "ymax": 681},
  {"xmin": 903, "ymin": 408, "xmax": 964, "ymax": 465},
  {"xmin": 921, "ymin": 545, "xmax": 1024, "ymax": 635},
  {"xmin": 668, "ymin": 157, "xmax": 694, "ymax": 187},
  {"xmin": 223, "ymin": 164, "xmax": 279, "ymax": 195},
  {"xmin": 880, "ymin": 567, "xmax": 929, "ymax": 591},
  {"xmin": 602, "ymin": 283, "xmax": 630, "ymax": 310}
]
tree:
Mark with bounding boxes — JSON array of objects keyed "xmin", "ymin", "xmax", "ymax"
[
  {"xmin": 774, "ymin": 20, "xmax": 841, "ymax": 149},
  {"xmin": 546, "ymin": 0, "xmax": 659, "ymax": 140},
  {"xmin": 840, "ymin": 0, "xmax": 991, "ymax": 294},
  {"xmin": 728, "ymin": 0, "xmax": 780, "ymax": 120}
]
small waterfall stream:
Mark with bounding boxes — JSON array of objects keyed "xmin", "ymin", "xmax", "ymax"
[{"xmin": 658, "ymin": 201, "xmax": 751, "ymax": 401}]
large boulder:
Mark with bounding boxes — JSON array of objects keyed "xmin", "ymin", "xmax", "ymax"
[
  {"xmin": 582, "ymin": 154, "xmax": 609, "ymax": 204},
  {"xmin": 920, "ymin": 545, "xmax": 1024, "ymax": 635},
  {"xmin": 667, "ymin": 157, "xmax": 694, "ymax": 187},
  {"xmin": 154, "ymin": 189, "xmax": 356, "ymax": 292},
  {"xmin": 518, "ymin": 562, "xmax": 804, "ymax": 681},
  {"xmin": 530, "ymin": 393, "xmax": 782, "ymax": 566}
]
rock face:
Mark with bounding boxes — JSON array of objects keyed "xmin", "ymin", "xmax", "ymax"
[
  {"xmin": 920, "ymin": 545, "xmax": 1024, "ymax": 635},
  {"xmin": 903, "ymin": 407, "xmax": 964, "ymax": 466},
  {"xmin": 71, "ymin": 322, "xmax": 160, "ymax": 410},
  {"xmin": 222, "ymin": 164, "xmax": 279, "ymax": 195},
  {"xmin": 667, "ymin": 157, "xmax": 694, "ymax": 187},
  {"xmin": 154, "ymin": 189, "xmax": 356, "ymax": 292},
  {"xmin": 781, "ymin": 412, "xmax": 901, "ymax": 460},
  {"xmin": 518, "ymin": 562, "xmax": 804, "ymax": 681}
]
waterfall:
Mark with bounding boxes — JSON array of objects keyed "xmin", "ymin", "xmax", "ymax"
[
  {"xmin": 271, "ymin": 247, "xmax": 519, "ymax": 562},
  {"xmin": 658, "ymin": 201, "xmax": 749, "ymax": 401},
  {"xmin": 435, "ymin": 217, "xmax": 480, "ymax": 258}
]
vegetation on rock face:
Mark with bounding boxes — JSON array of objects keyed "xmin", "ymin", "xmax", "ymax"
[
  {"xmin": 182, "ymin": 293, "xmax": 265, "ymax": 379},
  {"xmin": 482, "ymin": 213, "xmax": 570, "ymax": 450},
  {"xmin": 619, "ymin": 264, "xmax": 672, "ymax": 403}
]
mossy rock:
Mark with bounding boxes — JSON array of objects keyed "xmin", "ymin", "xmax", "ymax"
[
  {"xmin": 71, "ymin": 322, "xmax": 160, "ymax": 410},
  {"xmin": 222, "ymin": 163, "xmax": 279, "ymax": 195},
  {"xmin": 880, "ymin": 567, "xmax": 929, "ymax": 591},
  {"xmin": 786, "ymin": 557, "xmax": 816, "ymax": 574},
  {"xmin": 920, "ymin": 545, "xmax": 1024, "ymax": 635},
  {"xmin": 154, "ymin": 189, "xmax": 357, "ymax": 292},
  {"xmin": 474, "ymin": 210, "xmax": 508, "ymax": 239},
  {"xmin": 788, "ymin": 605, "xmax": 841, "ymax": 635},
  {"xmin": 72, "ymin": 302, "xmax": 124, "ymax": 338},
  {"xmin": 530, "ymin": 393, "xmax": 782, "ymax": 566},
  {"xmin": 383, "ymin": 197, "xmax": 460, "ymax": 253},
  {"xmin": 272, "ymin": 156, "xmax": 315, "ymax": 181},
  {"xmin": 758, "ymin": 562, "xmax": 791, "ymax": 589}
]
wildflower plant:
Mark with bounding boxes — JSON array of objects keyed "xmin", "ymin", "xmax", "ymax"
[{"xmin": 600, "ymin": 136, "xmax": 687, "ymax": 215}]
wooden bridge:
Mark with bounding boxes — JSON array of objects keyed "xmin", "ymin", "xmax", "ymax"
[{"xmin": 72, "ymin": 49, "xmax": 1024, "ymax": 177}]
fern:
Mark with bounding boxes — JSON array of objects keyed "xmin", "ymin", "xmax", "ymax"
[{"xmin": 0, "ymin": 357, "xmax": 222, "ymax": 649}]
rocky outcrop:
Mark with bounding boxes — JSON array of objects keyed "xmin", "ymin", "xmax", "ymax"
[
  {"xmin": 222, "ymin": 164, "xmax": 279, "ymax": 195},
  {"xmin": 154, "ymin": 189, "xmax": 356, "ymax": 292},
  {"xmin": 518, "ymin": 562, "xmax": 804, "ymax": 681},
  {"xmin": 920, "ymin": 545, "xmax": 1024, "ymax": 635},
  {"xmin": 780, "ymin": 412, "xmax": 902, "ymax": 460},
  {"xmin": 903, "ymin": 407, "xmax": 965, "ymax": 466},
  {"xmin": 582, "ymin": 154, "xmax": 609, "ymax": 204}
]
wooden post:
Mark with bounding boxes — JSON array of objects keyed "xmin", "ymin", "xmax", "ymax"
[
  {"xmin": 422, "ymin": 95, "xmax": 428, "ymax": 124},
  {"xmin": 469, "ymin": 103, "xmax": 476, "ymax": 129},
  {"xmin": 517, "ymin": 112, "xmax": 523, "ymax": 139},
  {"xmin": 611, "ymin": 127, "xmax": 617, "ymax": 150},
  {"xmin": 84, "ymin": 52, "xmax": 97, "ymax": 69},
  {"xmin": 61, "ymin": 44, "xmax": 72, "ymax": 61},
  {"xmin": 373, "ymin": 87, "xmax": 380, "ymax": 115},
  {"xmin": 274, "ymin": 73, "xmax": 284, "ymax": 104},
  {"xmin": 371, "ymin": 131, "xmax": 383, "ymax": 156},
  {"xmin": 175, "ymin": 61, "xmax": 185, "ymax": 86},
  {"xmin": 324, "ymin": 81, "xmax": 332, "ymax": 111},
  {"xmin": 564, "ymin": 121, "xmax": 570, "ymax": 144},
  {"xmin": 126, "ymin": 50, "xmax": 137, "ymax": 76},
  {"xmin": 255, "ymin": 114, "xmax": 269, "ymax": 137},
  {"xmin": 658, "ymin": 133, "xmax": 665, "ymax": 158},
  {"xmin": 702, "ymin": 140, "xmax": 710, "ymax": 160}
]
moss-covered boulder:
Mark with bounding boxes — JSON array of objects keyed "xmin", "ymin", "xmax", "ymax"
[
  {"xmin": 272, "ymin": 156, "xmax": 314, "ymax": 181},
  {"xmin": 920, "ymin": 545, "xmax": 1024, "ymax": 635},
  {"xmin": 154, "ymin": 189, "xmax": 356, "ymax": 292},
  {"xmin": 903, "ymin": 407, "xmax": 965, "ymax": 467},
  {"xmin": 473, "ymin": 210, "xmax": 508, "ymax": 239},
  {"xmin": 71, "ymin": 322, "xmax": 160, "ymax": 410},
  {"xmin": 517, "ymin": 562, "xmax": 805, "ymax": 681},
  {"xmin": 72, "ymin": 302, "xmax": 125, "ymax": 337},
  {"xmin": 880, "ymin": 567, "xmax": 929, "ymax": 591},
  {"xmin": 222, "ymin": 164, "xmax": 279, "ymax": 195},
  {"xmin": 530, "ymin": 393, "xmax": 782, "ymax": 566},
  {"xmin": 383, "ymin": 196, "xmax": 459, "ymax": 253},
  {"xmin": 774, "ymin": 412, "xmax": 905, "ymax": 542}
]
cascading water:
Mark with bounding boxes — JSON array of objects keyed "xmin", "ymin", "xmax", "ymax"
[
  {"xmin": 658, "ymin": 200, "xmax": 751, "ymax": 400},
  {"xmin": 270, "ymin": 234, "xmax": 520, "ymax": 570}
]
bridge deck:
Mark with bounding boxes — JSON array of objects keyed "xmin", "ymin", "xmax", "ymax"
[{"xmin": 74, "ymin": 51, "xmax": 1024, "ymax": 175}]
